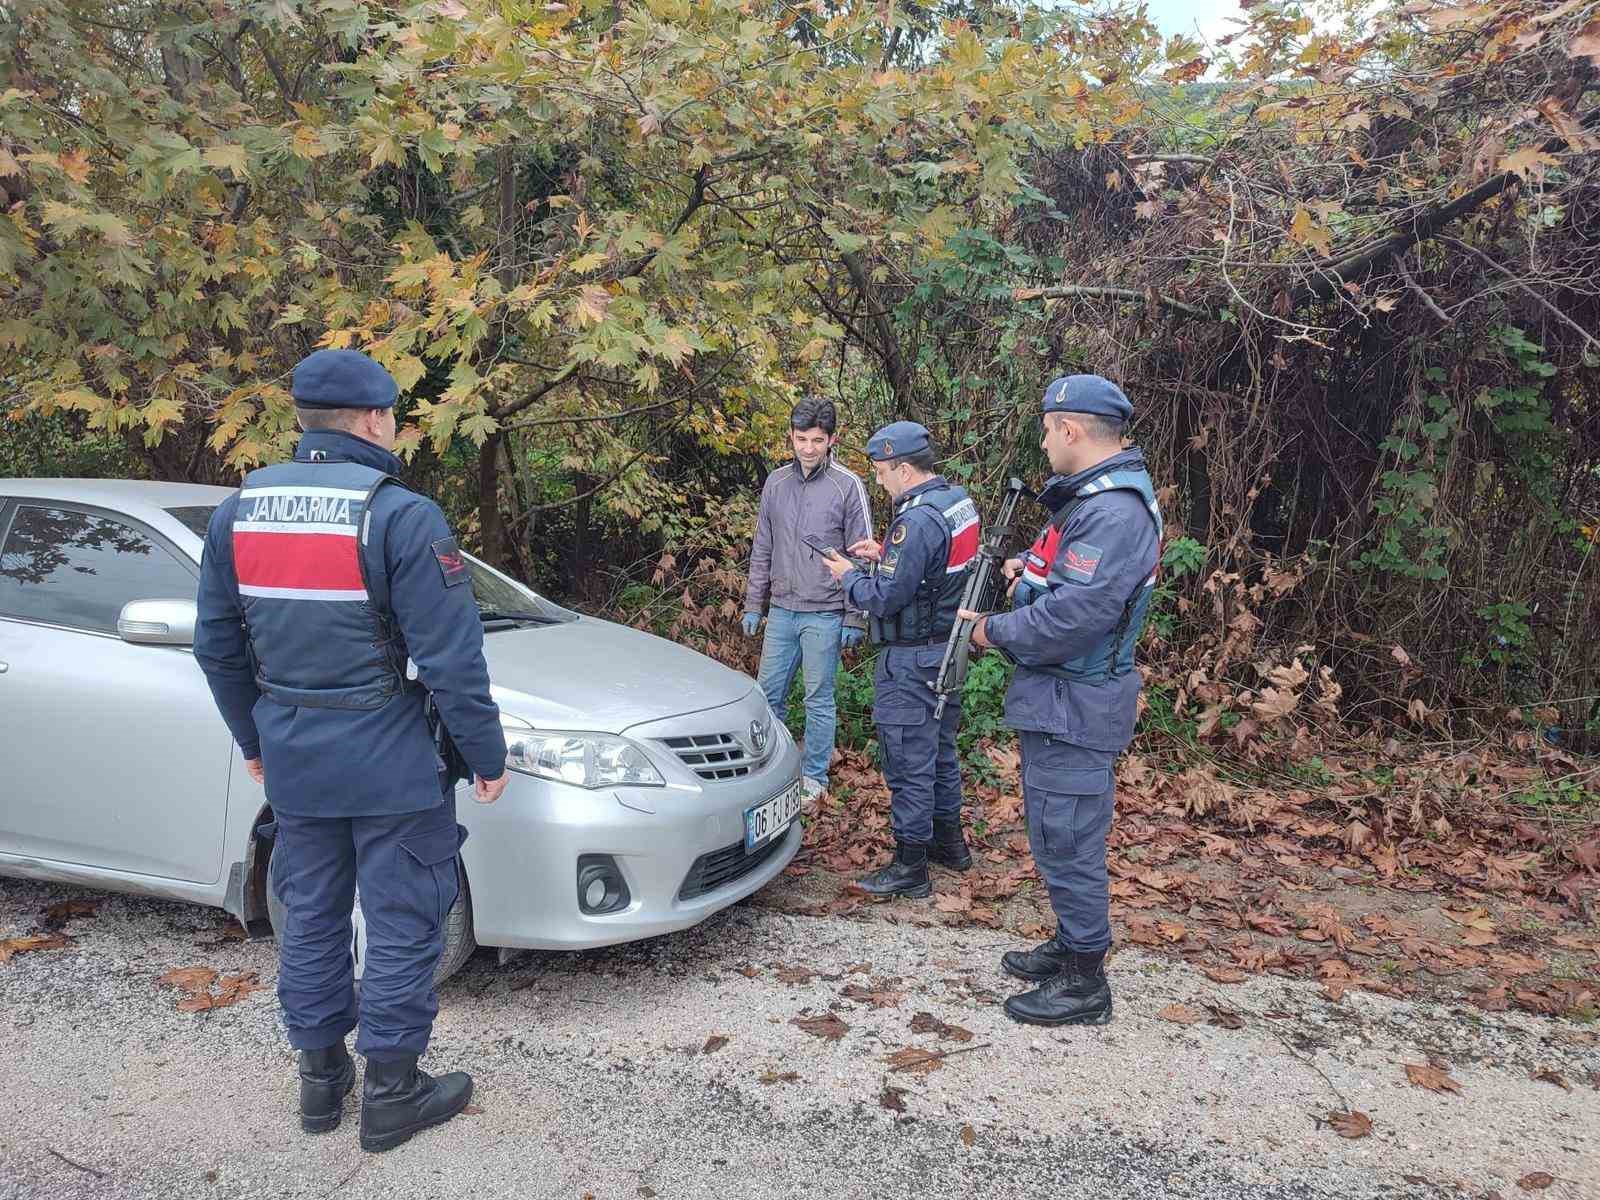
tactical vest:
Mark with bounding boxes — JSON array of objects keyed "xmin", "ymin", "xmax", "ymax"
[
  {"xmin": 873, "ymin": 482, "xmax": 981, "ymax": 645},
  {"xmin": 230, "ymin": 459, "xmax": 414, "ymax": 710},
  {"xmin": 1011, "ymin": 466, "xmax": 1163, "ymax": 682}
]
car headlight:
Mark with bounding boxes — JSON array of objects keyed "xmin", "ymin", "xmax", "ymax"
[{"xmin": 501, "ymin": 718, "xmax": 665, "ymax": 788}]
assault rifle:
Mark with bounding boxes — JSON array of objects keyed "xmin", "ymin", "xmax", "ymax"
[{"xmin": 929, "ymin": 476, "xmax": 1032, "ymax": 719}]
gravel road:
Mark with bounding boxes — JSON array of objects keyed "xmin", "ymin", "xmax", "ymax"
[{"xmin": 1, "ymin": 877, "xmax": 1595, "ymax": 1200}]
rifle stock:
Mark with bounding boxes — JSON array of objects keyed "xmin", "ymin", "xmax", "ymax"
[{"xmin": 930, "ymin": 477, "xmax": 1031, "ymax": 718}]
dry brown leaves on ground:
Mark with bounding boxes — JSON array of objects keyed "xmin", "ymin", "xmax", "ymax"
[
  {"xmin": 778, "ymin": 730, "xmax": 1599, "ymax": 1020},
  {"xmin": 790, "ymin": 1013, "xmax": 849, "ymax": 1041},
  {"xmin": 0, "ymin": 933, "xmax": 70, "ymax": 964},
  {"xmin": 156, "ymin": 965, "xmax": 265, "ymax": 1012},
  {"xmin": 1324, "ymin": 1110, "xmax": 1374, "ymax": 1139},
  {"xmin": 1404, "ymin": 1063, "xmax": 1464, "ymax": 1095}
]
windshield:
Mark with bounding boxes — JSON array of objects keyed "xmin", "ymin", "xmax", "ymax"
[{"xmin": 169, "ymin": 504, "xmax": 573, "ymax": 624}]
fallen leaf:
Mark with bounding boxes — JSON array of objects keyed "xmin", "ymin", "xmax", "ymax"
[
  {"xmin": 702, "ymin": 1035, "xmax": 730, "ymax": 1055},
  {"xmin": 462, "ymin": 1104, "xmax": 484, "ymax": 1115},
  {"xmin": 157, "ymin": 966, "xmax": 218, "ymax": 992},
  {"xmin": 1326, "ymin": 1109, "xmax": 1373, "ymax": 1139},
  {"xmin": 1517, "ymin": 1172, "xmax": 1555, "ymax": 1191},
  {"xmin": 791, "ymin": 1013, "xmax": 849, "ymax": 1041},
  {"xmin": 1205, "ymin": 1005, "xmax": 1245, "ymax": 1030},
  {"xmin": 845, "ymin": 961, "xmax": 873, "ymax": 974},
  {"xmin": 909, "ymin": 1012, "xmax": 974, "ymax": 1042},
  {"xmin": 759, "ymin": 1070, "xmax": 800, "ymax": 1085},
  {"xmin": 775, "ymin": 965, "xmax": 816, "ymax": 985},
  {"xmin": 960, "ymin": 1124, "xmax": 976, "ymax": 1147},
  {"xmin": 1157, "ymin": 1004, "xmax": 1204, "ymax": 1025},
  {"xmin": 933, "ymin": 893, "xmax": 972, "ymax": 914},
  {"xmin": 0, "ymin": 933, "xmax": 70, "ymax": 964},
  {"xmin": 1202, "ymin": 967, "xmax": 1249, "ymax": 984},
  {"xmin": 841, "ymin": 983, "xmax": 903, "ymax": 1009},
  {"xmin": 214, "ymin": 971, "xmax": 263, "ymax": 1007},
  {"xmin": 1404, "ymin": 1063, "xmax": 1463, "ymax": 1095},
  {"xmin": 43, "ymin": 900, "xmax": 99, "ymax": 924},
  {"xmin": 879, "ymin": 1085, "xmax": 907, "ymax": 1112},
  {"xmin": 885, "ymin": 1047, "xmax": 944, "ymax": 1075},
  {"xmin": 638, "ymin": 1188, "xmax": 657, "ymax": 1199},
  {"xmin": 735, "ymin": 964, "xmax": 761, "ymax": 978},
  {"xmin": 1530, "ymin": 1068, "xmax": 1570, "ymax": 1091}
]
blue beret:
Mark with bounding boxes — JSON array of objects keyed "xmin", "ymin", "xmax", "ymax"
[
  {"xmin": 1041, "ymin": 374, "xmax": 1133, "ymax": 422},
  {"xmin": 866, "ymin": 420, "xmax": 932, "ymax": 461},
  {"xmin": 291, "ymin": 349, "xmax": 399, "ymax": 410}
]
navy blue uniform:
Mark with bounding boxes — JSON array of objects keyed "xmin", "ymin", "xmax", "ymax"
[
  {"xmin": 983, "ymin": 449, "xmax": 1161, "ymax": 953},
  {"xmin": 841, "ymin": 477, "xmax": 979, "ymax": 845},
  {"xmin": 195, "ymin": 429, "xmax": 506, "ymax": 1061}
]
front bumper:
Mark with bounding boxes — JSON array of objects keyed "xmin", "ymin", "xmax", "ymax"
[{"xmin": 458, "ymin": 704, "xmax": 802, "ymax": 951}]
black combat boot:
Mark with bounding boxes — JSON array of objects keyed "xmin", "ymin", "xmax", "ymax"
[
  {"xmin": 928, "ymin": 817, "xmax": 973, "ymax": 872},
  {"xmin": 359, "ymin": 1055, "xmax": 474, "ymax": 1152},
  {"xmin": 1003, "ymin": 949, "xmax": 1113, "ymax": 1027},
  {"xmin": 298, "ymin": 1041, "xmax": 356, "ymax": 1134},
  {"xmin": 1000, "ymin": 931, "xmax": 1074, "ymax": 982},
  {"xmin": 854, "ymin": 841, "xmax": 932, "ymax": 898}
]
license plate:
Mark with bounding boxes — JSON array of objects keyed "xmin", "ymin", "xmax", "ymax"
[{"xmin": 744, "ymin": 780, "xmax": 803, "ymax": 851}]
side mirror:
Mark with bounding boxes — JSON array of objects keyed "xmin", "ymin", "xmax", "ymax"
[{"xmin": 118, "ymin": 598, "xmax": 198, "ymax": 647}]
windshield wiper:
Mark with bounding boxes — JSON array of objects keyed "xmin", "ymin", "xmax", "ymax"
[{"xmin": 476, "ymin": 608, "xmax": 557, "ymax": 625}]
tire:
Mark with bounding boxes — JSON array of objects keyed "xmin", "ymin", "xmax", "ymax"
[{"xmin": 265, "ymin": 849, "xmax": 477, "ymax": 988}]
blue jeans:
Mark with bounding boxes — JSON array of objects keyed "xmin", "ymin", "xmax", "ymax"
[{"xmin": 757, "ymin": 607, "xmax": 844, "ymax": 783}]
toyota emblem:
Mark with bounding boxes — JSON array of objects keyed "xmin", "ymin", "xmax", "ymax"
[{"xmin": 749, "ymin": 719, "xmax": 769, "ymax": 755}]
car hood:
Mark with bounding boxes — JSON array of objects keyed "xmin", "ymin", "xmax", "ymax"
[{"xmin": 483, "ymin": 615, "xmax": 758, "ymax": 734}]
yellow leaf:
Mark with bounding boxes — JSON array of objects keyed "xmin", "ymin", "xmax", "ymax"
[
  {"xmin": 389, "ymin": 355, "xmax": 427, "ymax": 392},
  {"xmin": 1287, "ymin": 206, "xmax": 1332, "ymax": 258},
  {"xmin": 573, "ymin": 285, "xmax": 611, "ymax": 327},
  {"xmin": 1499, "ymin": 147, "xmax": 1559, "ymax": 180},
  {"xmin": 0, "ymin": 144, "xmax": 20, "ymax": 178},
  {"xmin": 292, "ymin": 125, "xmax": 329, "ymax": 161},
  {"xmin": 949, "ymin": 29, "xmax": 984, "ymax": 71},
  {"xmin": 203, "ymin": 143, "xmax": 250, "ymax": 179}
]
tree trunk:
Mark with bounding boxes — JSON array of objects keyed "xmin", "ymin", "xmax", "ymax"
[{"xmin": 477, "ymin": 432, "xmax": 505, "ymax": 567}]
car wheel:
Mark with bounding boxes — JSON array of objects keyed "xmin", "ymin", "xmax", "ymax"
[{"xmin": 265, "ymin": 849, "xmax": 477, "ymax": 988}]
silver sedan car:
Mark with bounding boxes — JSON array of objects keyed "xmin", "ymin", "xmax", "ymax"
[{"xmin": 0, "ymin": 479, "xmax": 802, "ymax": 981}]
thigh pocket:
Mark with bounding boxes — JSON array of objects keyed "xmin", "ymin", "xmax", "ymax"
[
  {"xmin": 1022, "ymin": 739, "xmax": 1111, "ymax": 797},
  {"xmin": 397, "ymin": 824, "xmax": 465, "ymax": 926},
  {"xmin": 874, "ymin": 703, "xmax": 927, "ymax": 727},
  {"xmin": 1023, "ymin": 741, "xmax": 1111, "ymax": 856}
]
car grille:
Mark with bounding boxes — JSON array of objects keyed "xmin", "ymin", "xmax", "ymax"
[
  {"xmin": 678, "ymin": 834, "xmax": 790, "ymax": 901},
  {"xmin": 662, "ymin": 731, "xmax": 763, "ymax": 781}
]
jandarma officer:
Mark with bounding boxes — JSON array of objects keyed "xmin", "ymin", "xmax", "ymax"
[
  {"xmin": 194, "ymin": 349, "xmax": 510, "ymax": 1151},
  {"xmin": 822, "ymin": 421, "xmax": 981, "ymax": 897},
  {"xmin": 961, "ymin": 375, "xmax": 1162, "ymax": 1027}
]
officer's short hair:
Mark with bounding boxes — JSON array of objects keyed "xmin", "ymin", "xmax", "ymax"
[
  {"xmin": 790, "ymin": 397, "xmax": 837, "ymax": 436},
  {"xmin": 884, "ymin": 446, "xmax": 937, "ymax": 473},
  {"xmin": 295, "ymin": 406, "xmax": 368, "ymax": 433},
  {"xmin": 1049, "ymin": 410, "xmax": 1125, "ymax": 442}
]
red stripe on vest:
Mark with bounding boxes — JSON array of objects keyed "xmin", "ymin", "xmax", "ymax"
[
  {"xmin": 948, "ymin": 521, "xmax": 980, "ymax": 569},
  {"xmin": 233, "ymin": 531, "xmax": 365, "ymax": 592}
]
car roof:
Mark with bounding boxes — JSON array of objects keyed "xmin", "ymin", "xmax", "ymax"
[
  {"xmin": 0, "ymin": 478, "xmax": 235, "ymax": 513},
  {"xmin": 0, "ymin": 479, "xmax": 235, "ymax": 556}
]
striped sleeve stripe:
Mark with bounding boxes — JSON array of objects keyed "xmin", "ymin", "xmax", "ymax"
[{"xmin": 831, "ymin": 464, "xmax": 872, "ymax": 539}]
